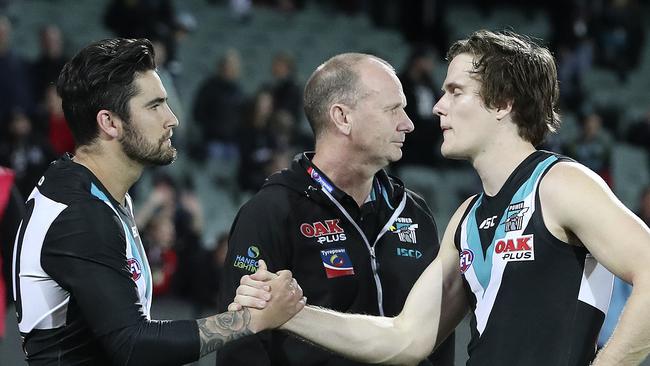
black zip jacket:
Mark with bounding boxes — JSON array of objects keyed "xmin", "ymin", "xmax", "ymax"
[{"xmin": 217, "ymin": 153, "xmax": 454, "ymax": 366}]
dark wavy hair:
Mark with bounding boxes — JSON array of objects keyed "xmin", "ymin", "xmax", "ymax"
[
  {"xmin": 56, "ymin": 38, "xmax": 156, "ymax": 147},
  {"xmin": 447, "ymin": 30, "xmax": 561, "ymax": 146}
]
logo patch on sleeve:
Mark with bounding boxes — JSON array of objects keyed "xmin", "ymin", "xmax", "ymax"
[
  {"xmin": 319, "ymin": 248, "xmax": 355, "ymax": 278},
  {"xmin": 233, "ymin": 245, "xmax": 261, "ymax": 273}
]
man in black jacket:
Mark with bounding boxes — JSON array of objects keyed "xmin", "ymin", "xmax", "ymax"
[{"xmin": 217, "ymin": 53, "xmax": 454, "ymax": 366}]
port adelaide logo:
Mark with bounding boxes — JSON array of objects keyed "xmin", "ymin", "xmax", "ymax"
[
  {"xmin": 504, "ymin": 201, "xmax": 529, "ymax": 232},
  {"xmin": 389, "ymin": 217, "xmax": 418, "ymax": 244}
]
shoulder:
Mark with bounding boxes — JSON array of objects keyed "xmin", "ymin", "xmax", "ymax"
[
  {"xmin": 539, "ymin": 161, "xmax": 613, "ymax": 225},
  {"xmin": 236, "ymin": 184, "xmax": 296, "ymax": 221},
  {"xmin": 405, "ymin": 188, "xmax": 433, "ymax": 215},
  {"xmin": 44, "ymin": 199, "xmax": 124, "ymax": 253}
]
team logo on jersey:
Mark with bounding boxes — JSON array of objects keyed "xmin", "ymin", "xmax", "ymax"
[
  {"xmin": 396, "ymin": 247, "xmax": 422, "ymax": 259},
  {"xmin": 300, "ymin": 219, "xmax": 347, "ymax": 244},
  {"xmin": 233, "ymin": 245, "xmax": 261, "ymax": 273},
  {"xmin": 504, "ymin": 201, "xmax": 530, "ymax": 232},
  {"xmin": 459, "ymin": 249, "xmax": 474, "ymax": 274},
  {"xmin": 320, "ymin": 248, "xmax": 355, "ymax": 278},
  {"xmin": 389, "ymin": 217, "xmax": 418, "ymax": 244},
  {"xmin": 127, "ymin": 258, "xmax": 142, "ymax": 281},
  {"xmin": 479, "ymin": 215, "xmax": 498, "ymax": 229},
  {"xmin": 494, "ymin": 235, "xmax": 535, "ymax": 262}
]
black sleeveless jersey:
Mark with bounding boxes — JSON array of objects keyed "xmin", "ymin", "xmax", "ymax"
[{"xmin": 454, "ymin": 150, "xmax": 613, "ymax": 366}]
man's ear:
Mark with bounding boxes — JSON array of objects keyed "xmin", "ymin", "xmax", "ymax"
[
  {"xmin": 96, "ymin": 110, "xmax": 122, "ymax": 139},
  {"xmin": 329, "ymin": 103, "xmax": 352, "ymax": 135},
  {"xmin": 495, "ymin": 99, "xmax": 513, "ymax": 121}
]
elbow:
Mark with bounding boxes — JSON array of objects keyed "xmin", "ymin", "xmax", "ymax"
[{"xmin": 379, "ymin": 317, "xmax": 435, "ymax": 365}]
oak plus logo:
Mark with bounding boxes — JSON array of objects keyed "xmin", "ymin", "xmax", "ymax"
[
  {"xmin": 494, "ymin": 235, "xmax": 535, "ymax": 262},
  {"xmin": 300, "ymin": 219, "xmax": 347, "ymax": 244}
]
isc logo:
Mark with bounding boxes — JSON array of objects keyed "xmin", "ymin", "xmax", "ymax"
[
  {"xmin": 397, "ymin": 247, "xmax": 422, "ymax": 259},
  {"xmin": 494, "ymin": 235, "xmax": 535, "ymax": 262}
]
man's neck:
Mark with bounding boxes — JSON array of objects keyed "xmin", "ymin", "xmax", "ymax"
[
  {"xmin": 73, "ymin": 146, "xmax": 143, "ymax": 205},
  {"xmin": 311, "ymin": 146, "xmax": 378, "ymax": 207},
  {"xmin": 471, "ymin": 139, "xmax": 536, "ymax": 197}
]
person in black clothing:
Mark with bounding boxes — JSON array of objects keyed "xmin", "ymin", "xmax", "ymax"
[
  {"xmin": 268, "ymin": 52, "xmax": 303, "ymax": 129},
  {"xmin": 12, "ymin": 38, "xmax": 303, "ymax": 365},
  {"xmin": 217, "ymin": 53, "xmax": 454, "ymax": 366},
  {"xmin": 235, "ymin": 30, "xmax": 650, "ymax": 366},
  {"xmin": 397, "ymin": 46, "xmax": 442, "ymax": 168},
  {"xmin": 192, "ymin": 49, "xmax": 246, "ymax": 161},
  {"xmin": 30, "ymin": 24, "xmax": 68, "ymax": 105}
]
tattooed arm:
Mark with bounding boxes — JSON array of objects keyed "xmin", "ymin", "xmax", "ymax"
[
  {"xmin": 197, "ymin": 309, "xmax": 254, "ymax": 357},
  {"xmin": 198, "ymin": 268, "xmax": 305, "ymax": 357}
]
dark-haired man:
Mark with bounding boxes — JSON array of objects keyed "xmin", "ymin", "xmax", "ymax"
[
  {"xmin": 12, "ymin": 38, "xmax": 304, "ymax": 365},
  {"xmin": 235, "ymin": 30, "xmax": 650, "ymax": 365}
]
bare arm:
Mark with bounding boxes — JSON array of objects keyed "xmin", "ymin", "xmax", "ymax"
[
  {"xmin": 275, "ymin": 199, "xmax": 473, "ymax": 364},
  {"xmin": 541, "ymin": 162, "xmax": 650, "ymax": 365},
  {"xmin": 199, "ymin": 269, "xmax": 305, "ymax": 358},
  {"xmin": 197, "ymin": 309, "xmax": 253, "ymax": 357}
]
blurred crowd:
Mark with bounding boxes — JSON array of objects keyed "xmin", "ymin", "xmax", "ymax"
[{"xmin": 1, "ymin": 0, "xmax": 649, "ymax": 325}]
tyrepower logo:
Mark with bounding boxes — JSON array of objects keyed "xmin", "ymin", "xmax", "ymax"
[
  {"xmin": 300, "ymin": 219, "xmax": 347, "ymax": 244},
  {"xmin": 494, "ymin": 235, "xmax": 535, "ymax": 262}
]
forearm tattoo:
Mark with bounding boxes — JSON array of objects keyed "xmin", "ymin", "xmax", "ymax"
[{"xmin": 197, "ymin": 308, "xmax": 254, "ymax": 357}]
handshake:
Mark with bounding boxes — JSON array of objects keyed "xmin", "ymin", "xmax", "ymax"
[{"xmin": 228, "ymin": 260, "xmax": 307, "ymax": 333}]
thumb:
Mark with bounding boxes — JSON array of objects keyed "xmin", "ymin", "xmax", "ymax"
[{"xmin": 257, "ymin": 259, "xmax": 268, "ymax": 272}]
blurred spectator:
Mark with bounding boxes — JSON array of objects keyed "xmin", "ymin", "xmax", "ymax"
[
  {"xmin": 546, "ymin": 0, "xmax": 595, "ymax": 112},
  {"xmin": 564, "ymin": 112, "xmax": 613, "ymax": 186},
  {"xmin": 31, "ymin": 24, "xmax": 67, "ymax": 105},
  {"xmin": 267, "ymin": 52, "xmax": 302, "ymax": 129},
  {"xmin": 396, "ymin": 46, "xmax": 442, "ymax": 169},
  {"xmin": 104, "ymin": 0, "xmax": 176, "ymax": 40},
  {"xmin": 137, "ymin": 173, "xmax": 205, "ymax": 300},
  {"xmin": 151, "ymin": 38, "xmax": 186, "ymax": 146},
  {"xmin": 192, "ymin": 49, "xmax": 246, "ymax": 161},
  {"xmin": 0, "ymin": 15, "xmax": 34, "ymax": 127},
  {"xmin": 0, "ymin": 110, "xmax": 55, "ymax": 197},
  {"xmin": 143, "ymin": 213, "xmax": 178, "ymax": 296},
  {"xmin": 36, "ymin": 85, "xmax": 74, "ymax": 155},
  {"xmin": 178, "ymin": 232, "xmax": 229, "ymax": 315},
  {"xmin": 625, "ymin": 110, "xmax": 650, "ymax": 155},
  {"xmin": 230, "ymin": 0, "xmax": 252, "ymax": 22},
  {"xmin": 593, "ymin": 0, "xmax": 644, "ymax": 82},
  {"xmin": 399, "ymin": 0, "xmax": 449, "ymax": 59},
  {"xmin": 104, "ymin": 0, "xmax": 186, "ymax": 71},
  {"xmin": 0, "ymin": 166, "xmax": 23, "ymax": 340},
  {"xmin": 237, "ymin": 88, "xmax": 277, "ymax": 193}
]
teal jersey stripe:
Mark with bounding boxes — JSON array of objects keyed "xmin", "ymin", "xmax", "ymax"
[
  {"xmin": 90, "ymin": 183, "xmax": 151, "ymax": 302},
  {"xmin": 465, "ymin": 155, "xmax": 559, "ymax": 296}
]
